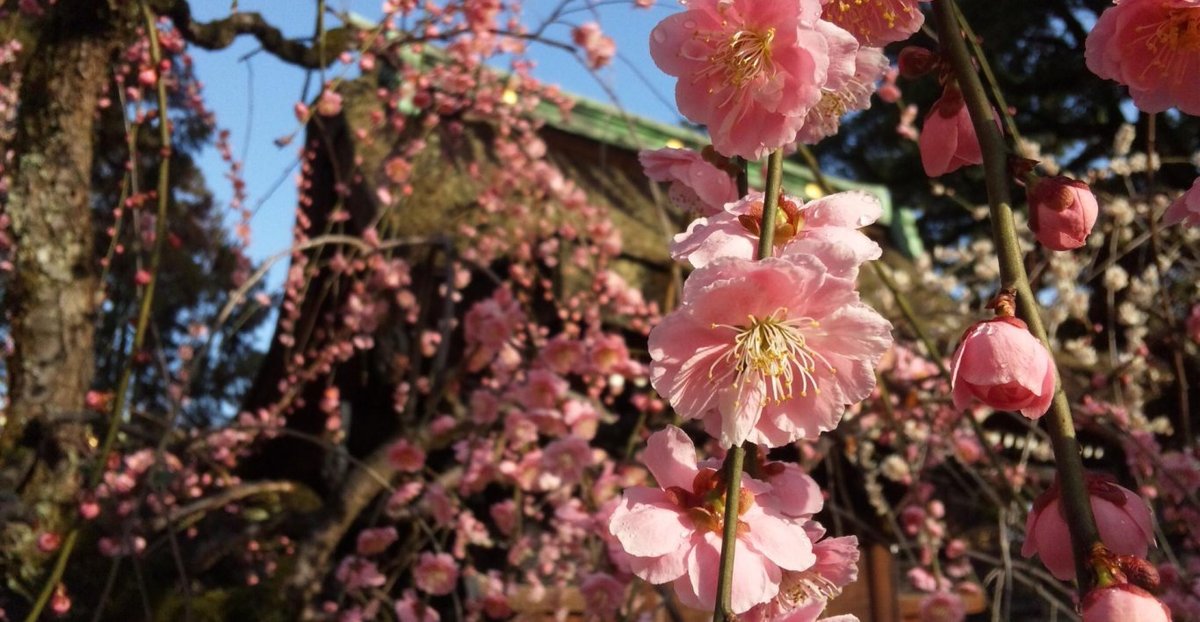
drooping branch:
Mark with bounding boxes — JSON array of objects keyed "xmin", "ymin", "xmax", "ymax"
[
  {"xmin": 932, "ymin": 0, "xmax": 1102, "ymax": 594},
  {"xmin": 157, "ymin": 0, "xmax": 357, "ymax": 69}
]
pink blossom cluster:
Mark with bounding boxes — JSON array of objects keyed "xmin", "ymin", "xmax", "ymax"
[{"xmin": 619, "ymin": 8, "xmax": 901, "ymax": 606}]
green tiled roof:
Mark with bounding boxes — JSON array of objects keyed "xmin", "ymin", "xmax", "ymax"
[{"xmin": 535, "ymin": 95, "xmax": 924, "ymax": 257}]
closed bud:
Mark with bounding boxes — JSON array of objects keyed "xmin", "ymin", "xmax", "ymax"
[
  {"xmin": 1082, "ymin": 584, "xmax": 1171, "ymax": 622},
  {"xmin": 1028, "ymin": 176, "xmax": 1099, "ymax": 250},
  {"xmin": 1024, "ymin": 475, "xmax": 1156, "ymax": 581},
  {"xmin": 919, "ymin": 86, "xmax": 985, "ymax": 177},
  {"xmin": 950, "ymin": 313, "xmax": 1055, "ymax": 420},
  {"xmin": 898, "ymin": 46, "xmax": 939, "ymax": 78}
]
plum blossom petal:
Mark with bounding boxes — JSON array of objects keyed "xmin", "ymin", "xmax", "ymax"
[
  {"xmin": 758, "ymin": 462, "xmax": 825, "ymax": 518},
  {"xmin": 610, "ymin": 489, "xmax": 693, "ymax": 558},
  {"xmin": 741, "ymin": 505, "xmax": 817, "ymax": 571},
  {"xmin": 639, "ymin": 148, "xmax": 739, "ymax": 217},
  {"xmin": 628, "ymin": 538, "xmax": 691, "ymax": 583},
  {"xmin": 688, "ymin": 532, "xmax": 782, "ymax": 615},
  {"xmin": 642, "ymin": 425, "xmax": 700, "ymax": 490}
]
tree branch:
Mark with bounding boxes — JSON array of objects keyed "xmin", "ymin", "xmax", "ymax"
[{"xmin": 158, "ymin": 0, "xmax": 356, "ymax": 69}]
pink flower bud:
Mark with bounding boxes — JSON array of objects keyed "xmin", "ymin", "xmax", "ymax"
[
  {"xmin": 919, "ymin": 87, "xmax": 984, "ymax": 177},
  {"xmin": 50, "ymin": 584, "xmax": 71, "ymax": 616},
  {"xmin": 898, "ymin": 46, "xmax": 938, "ymax": 78},
  {"xmin": 37, "ymin": 532, "xmax": 61, "ymax": 553},
  {"xmin": 1082, "ymin": 584, "xmax": 1171, "ymax": 622},
  {"xmin": 1187, "ymin": 305, "xmax": 1200, "ymax": 344},
  {"xmin": 1029, "ymin": 176, "xmax": 1099, "ymax": 250},
  {"xmin": 317, "ymin": 90, "xmax": 343, "ymax": 117},
  {"xmin": 1022, "ymin": 475, "xmax": 1156, "ymax": 581},
  {"xmin": 950, "ymin": 316, "xmax": 1055, "ymax": 419},
  {"xmin": 355, "ymin": 527, "xmax": 398, "ymax": 557}
]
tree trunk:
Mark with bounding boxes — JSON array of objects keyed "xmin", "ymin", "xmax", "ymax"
[{"xmin": 0, "ymin": 0, "xmax": 123, "ymax": 591}]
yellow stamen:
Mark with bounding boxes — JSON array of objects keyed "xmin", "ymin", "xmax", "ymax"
[
  {"xmin": 693, "ymin": 26, "xmax": 777, "ymax": 103},
  {"xmin": 780, "ymin": 569, "xmax": 843, "ymax": 607},
  {"xmin": 709, "ymin": 308, "xmax": 835, "ymax": 405},
  {"xmin": 1138, "ymin": 8, "xmax": 1200, "ymax": 78}
]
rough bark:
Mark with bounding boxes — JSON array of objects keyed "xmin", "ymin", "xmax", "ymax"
[{"xmin": 0, "ymin": 0, "xmax": 123, "ymax": 592}]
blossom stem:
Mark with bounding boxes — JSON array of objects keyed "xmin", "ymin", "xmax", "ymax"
[
  {"xmin": 712, "ymin": 444, "xmax": 746, "ymax": 621},
  {"xmin": 932, "ymin": 0, "xmax": 1101, "ymax": 592},
  {"xmin": 756, "ymin": 149, "xmax": 786, "ymax": 258},
  {"xmin": 735, "ymin": 156, "xmax": 750, "ymax": 198},
  {"xmin": 712, "ymin": 149, "xmax": 783, "ymax": 621}
]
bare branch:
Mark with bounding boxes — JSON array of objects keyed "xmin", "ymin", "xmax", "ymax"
[{"xmin": 158, "ymin": 0, "xmax": 356, "ymax": 69}]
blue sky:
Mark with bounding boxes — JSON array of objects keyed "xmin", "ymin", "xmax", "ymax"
[{"xmin": 188, "ymin": 1, "xmax": 683, "ymax": 291}]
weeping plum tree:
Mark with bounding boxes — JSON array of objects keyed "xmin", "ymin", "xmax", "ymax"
[{"xmin": 0, "ymin": 1, "xmax": 1198, "ymax": 621}]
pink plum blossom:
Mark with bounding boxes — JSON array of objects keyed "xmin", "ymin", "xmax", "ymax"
[
  {"xmin": 387, "ymin": 439, "xmax": 427, "ymax": 473},
  {"xmin": 878, "ymin": 68, "xmax": 901, "ymax": 103},
  {"xmin": 1029, "ymin": 176, "xmax": 1100, "ymax": 250},
  {"xmin": 1023, "ymin": 476, "xmax": 1156, "ymax": 581},
  {"xmin": 413, "ymin": 552, "xmax": 460, "ymax": 596},
  {"xmin": 638, "ymin": 147, "xmax": 738, "ymax": 217},
  {"xmin": 1085, "ymin": 0, "xmax": 1200, "ymax": 115},
  {"xmin": 649, "ymin": 0, "xmax": 832, "ymax": 159},
  {"xmin": 799, "ymin": 37, "xmax": 888, "ymax": 144},
  {"xmin": 356, "ymin": 527, "xmax": 398, "ymax": 556},
  {"xmin": 317, "ymin": 89, "xmax": 343, "ymax": 116},
  {"xmin": 1164, "ymin": 176, "xmax": 1200, "ymax": 227},
  {"xmin": 608, "ymin": 427, "xmax": 819, "ymax": 614},
  {"xmin": 335, "ymin": 556, "xmax": 387, "ymax": 591},
  {"xmin": 1082, "ymin": 584, "xmax": 1172, "ymax": 622},
  {"xmin": 756, "ymin": 460, "xmax": 825, "ymax": 519},
  {"xmin": 464, "ymin": 288, "xmax": 525, "ymax": 371},
  {"xmin": 950, "ymin": 316, "xmax": 1055, "ymax": 420},
  {"xmin": 538, "ymin": 335, "xmax": 583, "ymax": 374},
  {"xmin": 919, "ymin": 86, "xmax": 984, "ymax": 177},
  {"xmin": 572, "ymin": 22, "xmax": 616, "ymax": 69},
  {"xmin": 649, "ymin": 257, "xmax": 892, "ymax": 448},
  {"xmin": 395, "ymin": 590, "xmax": 441, "ymax": 622},
  {"xmin": 742, "ymin": 524, "xmax": 860, "ymax": 622},
  {"xmin": 537, "ymin": 436, "xmax": 593, "ymax": 490},
  {"xmin": 580, "ymin": 573, "xmax": 627, "ymax": 618},
  {"xmin": 822, "ymin": 0, "xmax": 931, "ymax": 47},
  {"xmin": 918, "ymin": 591, "xmax": 967, "ymax": 622},
  {"xmin": 671, "ymin": 190, "xmax": 883, "ymax": 278}
]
